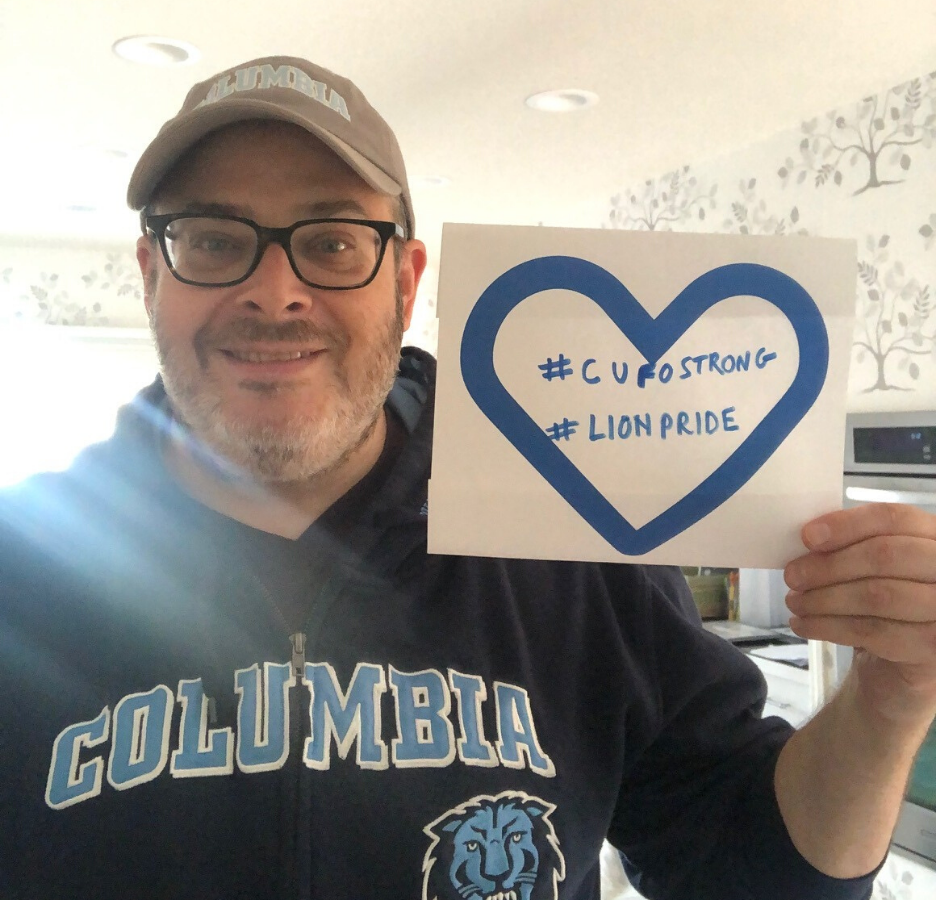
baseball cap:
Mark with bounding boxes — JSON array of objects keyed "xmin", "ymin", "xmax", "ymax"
[{"xmin": 127, "ymin": 55, "xmax": 415, "ymax": 237}]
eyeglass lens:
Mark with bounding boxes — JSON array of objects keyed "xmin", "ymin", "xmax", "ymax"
[{"xmin": 162, "ymin": 218, "xmax": 385, "ymax": 287}]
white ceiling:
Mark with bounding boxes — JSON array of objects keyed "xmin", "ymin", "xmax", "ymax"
[{"xmin": 2, "ymin": 0, "xmax": 935, "ymax": 266}]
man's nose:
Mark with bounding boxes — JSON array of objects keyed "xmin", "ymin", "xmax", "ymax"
[{"xmin": 237, "ymin": 242, "xmax": 314, "ymax": 316}]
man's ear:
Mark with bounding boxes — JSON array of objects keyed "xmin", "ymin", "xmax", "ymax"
[
  {"xmin": 136, "ymin": 234, "xmax": 157, "ymax": 318},
  {"xmin": 397, "ymin": 239, "xmax": 428, "ymax": 332}
]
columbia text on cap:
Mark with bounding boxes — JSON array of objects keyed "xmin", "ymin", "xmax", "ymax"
[{"xmin": 127, "ymin": 56, "xmax": 415, "ymax": 238}]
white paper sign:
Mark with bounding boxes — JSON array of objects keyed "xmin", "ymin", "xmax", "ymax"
[{"xmin": 428, "ymin": 224, "xmax": 856, "ymax": 569}]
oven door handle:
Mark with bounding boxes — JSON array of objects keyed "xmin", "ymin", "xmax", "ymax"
[{"xmin": 845, "ymin": 486, "xmax": 936, "ymax": 506}]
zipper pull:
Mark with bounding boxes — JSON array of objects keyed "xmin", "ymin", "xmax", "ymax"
[{"xmin": 289, "ymin": 631, "xmax": 307, "ymax": 680}]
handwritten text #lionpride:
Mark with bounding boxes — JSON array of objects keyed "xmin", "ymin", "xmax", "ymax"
[{"xmin": 536, "ymin": 347, "xmax": 778, "ymax": 444}]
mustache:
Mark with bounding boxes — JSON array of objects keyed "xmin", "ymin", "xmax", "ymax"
[{"xmin": 201, "ymin": 317, "xmax": 349, "ymax": 352}]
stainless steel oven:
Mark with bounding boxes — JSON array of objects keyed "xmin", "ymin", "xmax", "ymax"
[
  {"xmin": 843, "ymin": 411, "xmax": 936, "ymax": 865},
  {"xmin": 844, "ymin": 410, "xmax": 936, "ymax": 513}
]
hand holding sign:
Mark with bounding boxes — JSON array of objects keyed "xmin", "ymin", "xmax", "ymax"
[{"xmin": 430, "ymin": 226, "xmax": 855, "ymax": 568}]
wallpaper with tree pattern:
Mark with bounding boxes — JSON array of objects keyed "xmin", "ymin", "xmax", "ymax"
[{"xmin": 604, "ymin": 69, "xmax": 936, "ymax": 412}]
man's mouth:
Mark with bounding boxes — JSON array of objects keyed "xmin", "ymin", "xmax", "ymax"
[{"xmin": 222, "ymin": 348, "xmax": 321, "ymax": 363}]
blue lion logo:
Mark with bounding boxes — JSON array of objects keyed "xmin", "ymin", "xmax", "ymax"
[{"xmin": 422, "ymin": 791, "xmax": 566, "ymax": 900}]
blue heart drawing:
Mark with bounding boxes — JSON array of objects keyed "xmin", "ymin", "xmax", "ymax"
[{"xmin": 459, "ymin": 256, "xmax": 829, "ymax": 555}]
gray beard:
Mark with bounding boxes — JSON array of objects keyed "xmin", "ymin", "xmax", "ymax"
[{"xmin": 151, "ymin": 300, "xmax": 404, "ymax": 484}]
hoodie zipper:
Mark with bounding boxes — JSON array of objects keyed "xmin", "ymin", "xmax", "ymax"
[
  {"xmin": 289, "ymin": 629, "xmax": 312, "ymax": 900},
  {"xmin": 289, "ymin": 631, "xmax": 306, "ymax": 679},
  {"xmin": 243, "ymin": 573, "xmax": 310, "ymax": 899}
]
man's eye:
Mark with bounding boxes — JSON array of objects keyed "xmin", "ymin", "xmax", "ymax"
[
  {"xmin": 193, "ymin": 235, "xmax": 241, "ymax": 253},
  {"xmin": 510, "ymin": 832, "xmax": 523, "ymax": 843},
  {"xmin": 466, "ymin": 840, "xmax": 479, "ymax": 851},
  {"xmin": 310, "ymin": 235, "xmax": 352, "ymax": 255}
]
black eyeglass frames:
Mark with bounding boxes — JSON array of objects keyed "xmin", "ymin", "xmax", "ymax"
[{"xmin": 144, "ymin": 213, "xmax": 404, "ymax": 290}]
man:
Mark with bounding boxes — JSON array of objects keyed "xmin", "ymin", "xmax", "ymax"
[{"xmin": 0, "ymin": 55, "xmax": 934, "ymax": 900}]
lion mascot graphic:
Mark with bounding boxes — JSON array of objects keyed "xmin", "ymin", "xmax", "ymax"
[{"xmin": 422, "ymin": 791, "xmax": 566, "ymax": 900}]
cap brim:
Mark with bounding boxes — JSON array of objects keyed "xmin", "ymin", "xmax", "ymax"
[{"xmin": 127, "ymin": 99, "xmax": 403, "ymax": 209}]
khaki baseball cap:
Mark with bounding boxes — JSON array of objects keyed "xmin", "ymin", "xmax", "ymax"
[{"xmin": 127, "ymin": 55, "xmax": 415, "ymax": 237}]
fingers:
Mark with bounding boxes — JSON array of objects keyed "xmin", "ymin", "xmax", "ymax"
[
  {"xmin": 787, "ymin": 614, "xmax": 936, "ymax": 667},
  {"xmin": 782, "ymin": 504, "xmax": 936, "ymax": 667},
  {"xmin": 785, "ymin": 535, "xmax": 936, "ymax": 592},
  {"xmin": 798, "ymin": 503, "xmax": 936, "ymax": 554},
  {"xmin": 785, "ymin": 504, "xmax": 936, "ymax": 719},
  {"xmin": 786, "ymin": 579, "xmax": 936, "ymax": 623}
]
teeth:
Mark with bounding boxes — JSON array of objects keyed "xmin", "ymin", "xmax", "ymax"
[{"xmin": 227, "ymin": 349, "xmax": 315, "ymax": 363}]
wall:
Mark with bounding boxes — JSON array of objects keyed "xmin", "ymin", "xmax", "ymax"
[
  {"xmin": 1, "ymin": 240, "xmax": 144, "ymax": 328},
  {"xmin": 597, "ymin": 68, "xmax": 936, "ymax": 413}
]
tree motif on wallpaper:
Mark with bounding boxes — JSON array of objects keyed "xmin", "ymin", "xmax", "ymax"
[
  {"xmin": 20, "ymin": 272, "xmax": 108, "ymax": 326},
  {"xmin": 81, "ymin": 253, "xmax": 142, "ymax": 303},
  {"xmin": 921, "ymin": 213, "xmax": 936, "ymax": 251},
  {"xmin": 720, "ymin": 177, "xmax": 808, "ymax": 236},
  {"xmin": 608, "ymin": 166, "xmax": 717, "ymax": 230},
  {"xmin": 0, "ymin": 267, "xmax": 26, "ymax": 324},
  {"xmin": 854, "ymin": 234, "xmax": 934, "ymax": 392},
  {"xmin": 778, "ymin": 71, "xmax": 936, "ymax": 196},
  {"xmin": 5, "ymin": 252, "xmax": 143, "ymax": 325}
]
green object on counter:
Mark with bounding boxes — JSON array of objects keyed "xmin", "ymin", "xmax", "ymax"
[
  {"xmin": 727, "ymin": 569, "xmax": 740, "ymax": 621},
  {"xmin": 681, "ymin": 567, "xmax": 730, "ymax": 620}
]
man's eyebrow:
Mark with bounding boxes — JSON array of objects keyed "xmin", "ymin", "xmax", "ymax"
[
  {"xmin": 297, "ymin": 199, "xmax": 371, "ymax": 219},
  {"xmin": 176, "ymin": 200, "xmax": 373, "ymax": 219},
  {"xmin": 178, "ymin": 201, "xmax": 242, "ymax": 216}
]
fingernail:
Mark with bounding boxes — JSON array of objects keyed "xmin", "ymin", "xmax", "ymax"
[{"xmin": 803, "ymin": 522, "xmax": 831, "ymax": 549}]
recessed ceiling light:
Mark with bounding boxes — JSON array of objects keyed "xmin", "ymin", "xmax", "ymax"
[
  {"xmin": 112, "ymin": 36, "xmax": 201, "ymax": 67},
  {"xmin": 525, "ymin": 89, "xmax": 599, "ymax": 113},
  {"xmin": 414, "ymin": 175, "xmax": 452, "ymax": 189}
]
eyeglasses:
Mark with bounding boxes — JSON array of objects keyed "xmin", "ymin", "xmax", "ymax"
[{"xmin": 144, "ymin": 213, "xmax": 404, "ymax": 290}]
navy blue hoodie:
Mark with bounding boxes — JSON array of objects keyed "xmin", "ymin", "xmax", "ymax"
[{"xmin": 0, "ymin": 348, "xmax": 876, "ymax": 899}]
